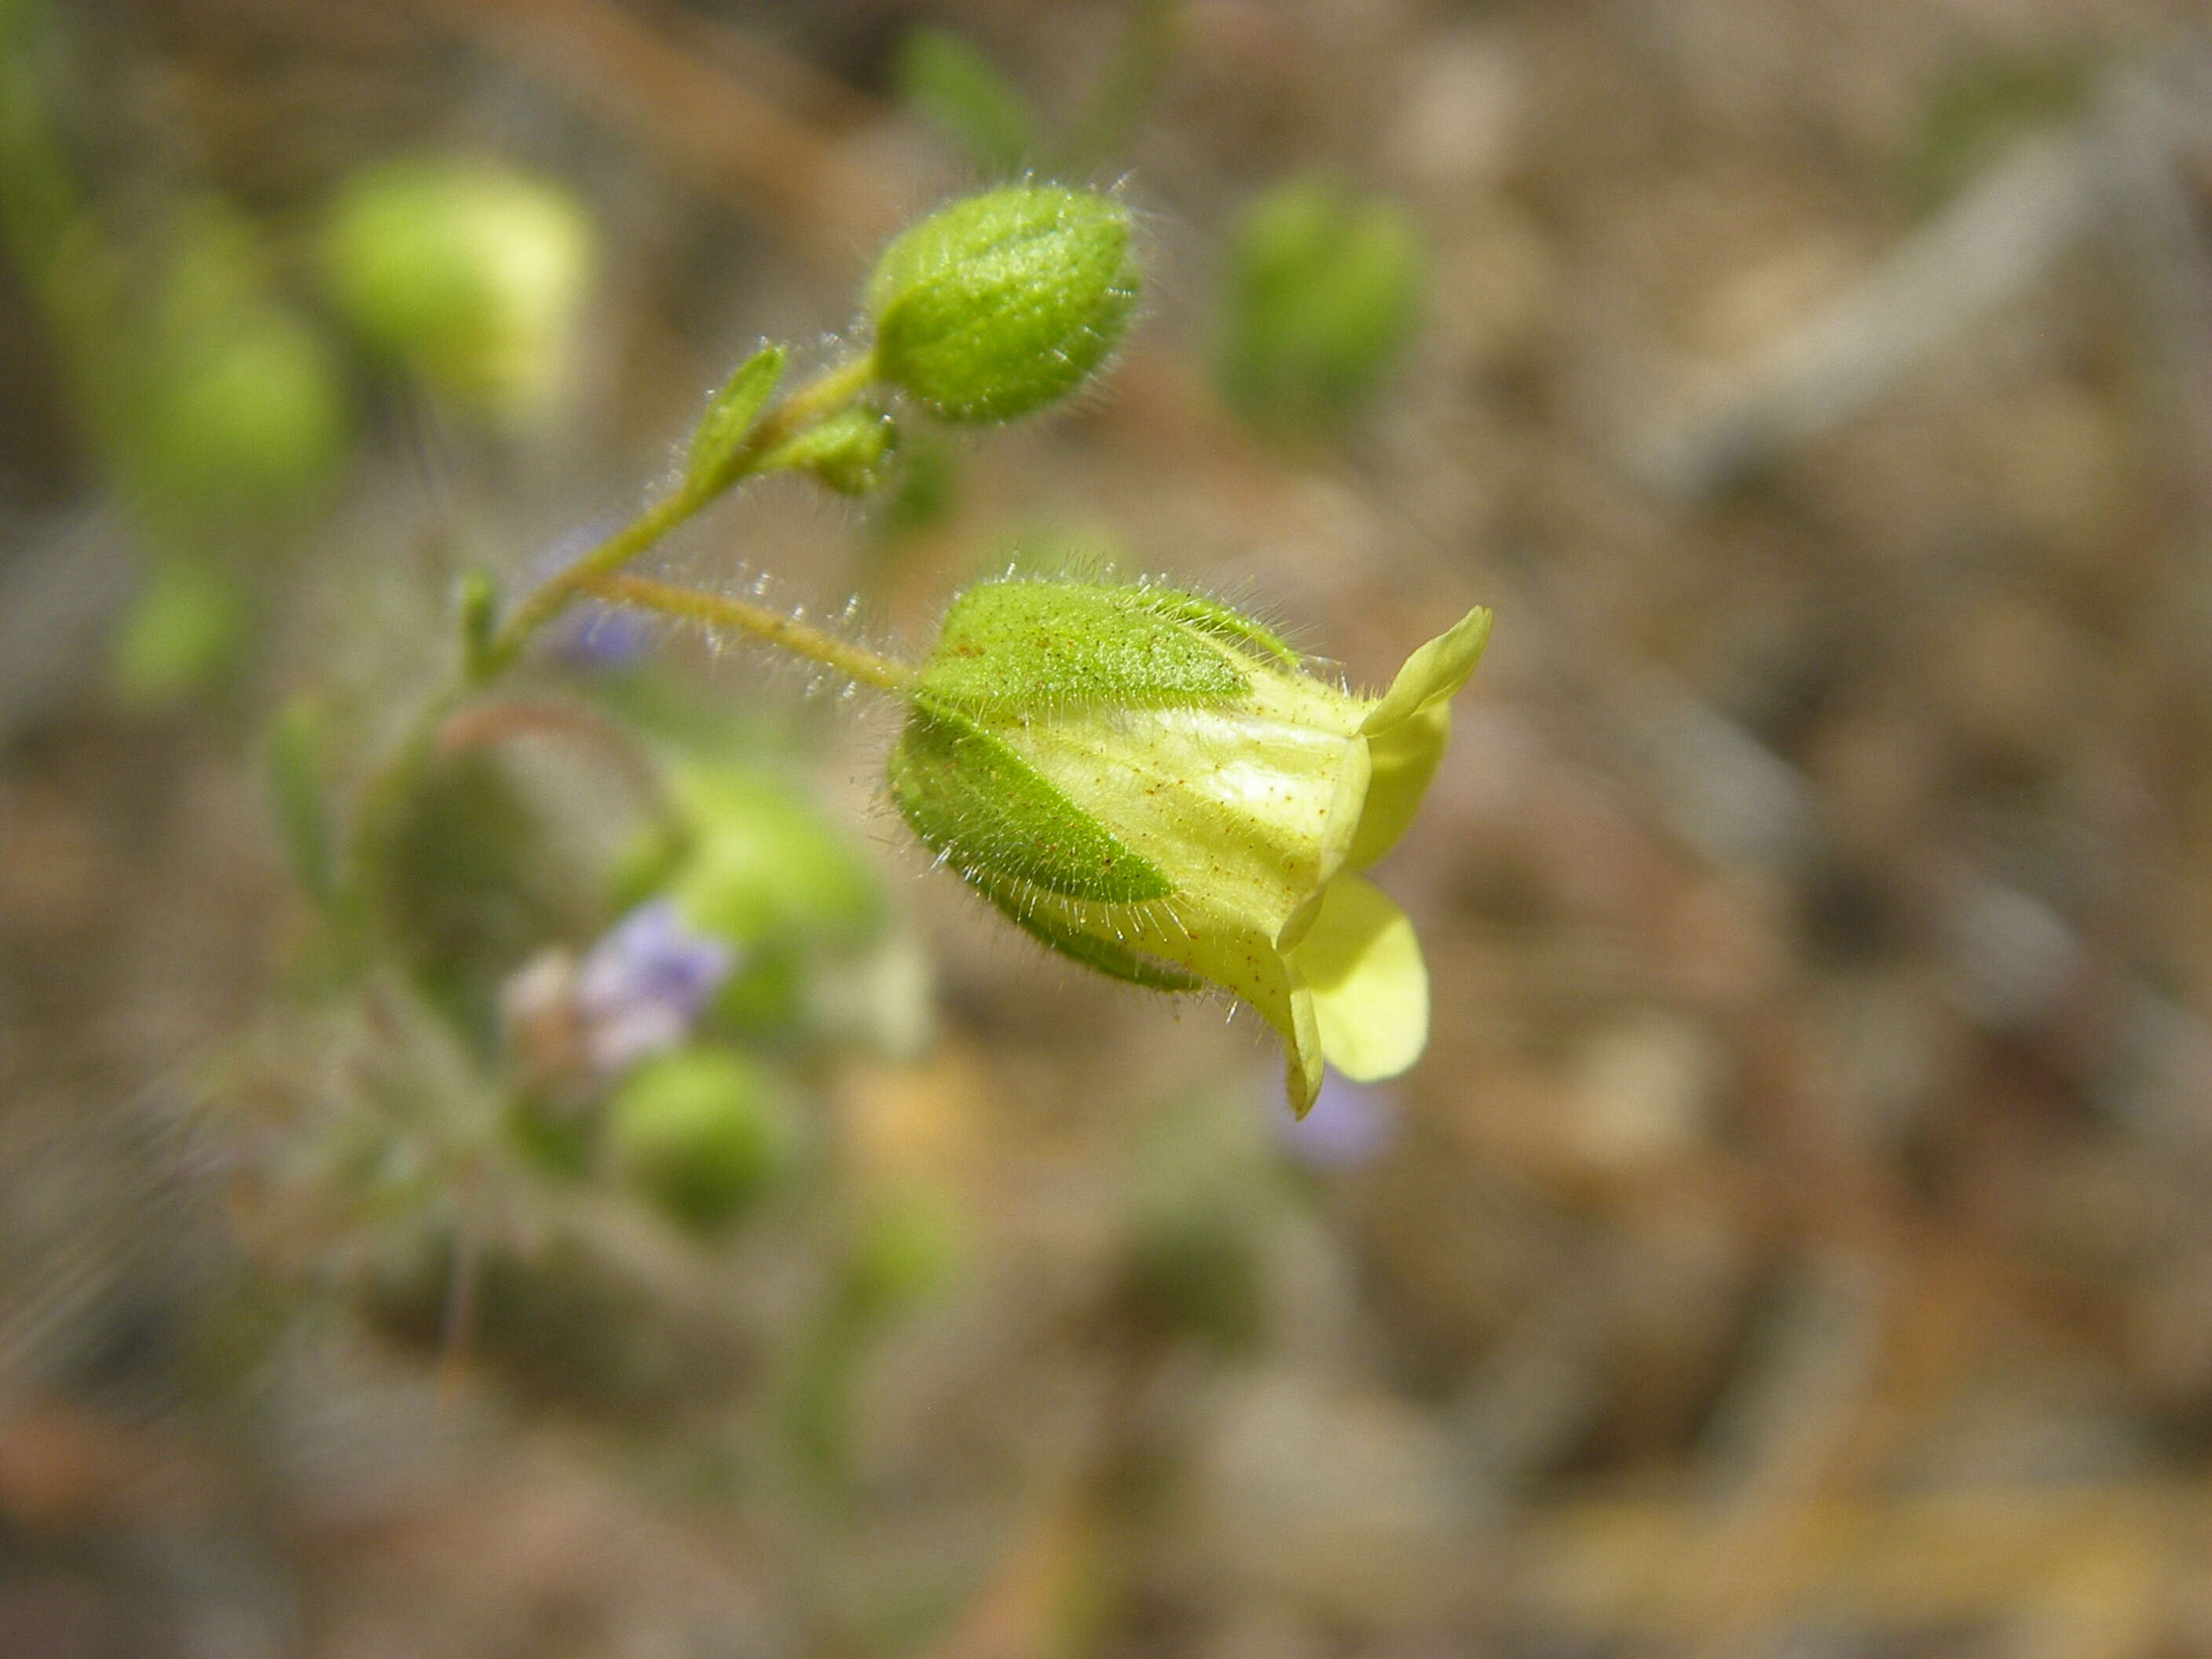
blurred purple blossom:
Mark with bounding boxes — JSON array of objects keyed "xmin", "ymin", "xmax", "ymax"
[
  {"xmin": 1273, "ymin": 1074, "xmax": 1397, "ymax": 1169},
  {"xmin": 531, "ymin": 523, "xmax": 655, "ymax": 669},
  {"xmin": 556, "ymin": 601, "xmax": 655, "ymax": 668},
  {"xmin": 575, "ymin": 898, "xmax": 738, "ymax": 1073}
]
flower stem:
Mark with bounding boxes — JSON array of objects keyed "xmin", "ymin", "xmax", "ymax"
[
  {"xmin": 341, "ymin": 351, "xmax": 883, "ymax": 938},
  {"xmin": 580, "ymin": 573, "xmax": 912, "ymax": 693},
  {"xmin": 474, "ymin": 352, "xmax": 878, "ymax": 679}
]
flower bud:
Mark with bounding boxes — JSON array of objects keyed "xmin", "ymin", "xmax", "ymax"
[
  {"xmin": 605, "ymin": 1046, "xmax": 793, "ymax": 1230},
  {"xmin": 864, "ymin": 185, "xmax": 1138, "ymax": 423},
  {"xmin": 887, "ymin": 579, "xmax": 1490, "ymax": 1112}
]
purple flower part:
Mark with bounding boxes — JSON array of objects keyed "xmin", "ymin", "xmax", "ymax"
[
  {"xmin": 552, "ymin": 600, "xmax": 655, "ymax": 669},
  {"xmin": 529, "ymin": 522, "xmax": 656, "ymax": 669},
  {"xmin": 1273, "ymin": 1074, "xmax": 1397, "ymax": 1169},
  {"xmin": 576, "ymin": 898, "xmax": 738, "ymax": 1071},
  {"xmin": 582, "ymin": 1002, "xmax": 691, "ymax": 1075}
]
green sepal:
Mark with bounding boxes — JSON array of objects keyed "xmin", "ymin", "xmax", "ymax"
[
  {"xmin": 888, "ymin": 701, "xmax": 1172, "ymax": 903},
  {"xmin": 971, "ymin": 873, "xmax": 1200, "ymax": 992},
  {"xmin": 917, "ymin": 580, "xmax": 1248, "ymax": 709},
  {"xmin": 685, "ymin": 343, "xmax": 786, "ymax": 493},
  {"xmin": 758, "ymin": 404, "xmax": 896, "ymax": 495}
]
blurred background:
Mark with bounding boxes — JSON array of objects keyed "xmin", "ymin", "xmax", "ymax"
[{"xmin": 7, "ymin": 0, "xmax": 2212, "ymax": 1654}]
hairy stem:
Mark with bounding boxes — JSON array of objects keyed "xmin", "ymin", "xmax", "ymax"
[
  {"xmin": 580, "ymin": 573, "xmax": 912, "ymax": 693},
  {"xmin": 477, "ymin": 352, "xmax": 878, "ymax": 676},
  {"xmin": 340, "ymin": 352, "xmax": 884, "ymax": 940}
]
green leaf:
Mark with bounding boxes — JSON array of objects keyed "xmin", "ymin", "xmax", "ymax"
[
  {"xmin": 266, "ymin": 695, "xmax": 336, "ymax": 908},
  {"xmin": 686, "ymin": 343, "xmax": 786, "ymax": 493},
  {"xmin": 888, "ymin": 702, "xmax": 1171, "ymax": 903},
  {"xmin": 917, "ymin": 580, "xmax": 1247, "ymax": 709},
  {"xmin": 971, "ymin": 873, "xmax": 1199, "ymax": 991},
  {"xmin": 893, "ymin": 27, "xmax": 1038, "ymax": 177}
]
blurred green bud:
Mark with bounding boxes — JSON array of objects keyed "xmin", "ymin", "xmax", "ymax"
[
  {"xmin": 888, "ymin": 579, "xmax": 1490, "ymax": 1113},
  {"xmin": 760, "ymin": 404, "xmax": 898, "ymax": 495},
  {"xmin": 842, "ymin": 1185, "xmax": 970, "ymax": 1317},
  {"xmin": 319, "ymin": 157, "xmax": 595, "ymax": 421},
  {"xmin": 606, "ymin": 1047, "xmax": 793, "ymax": 1230},
  {"xmin": 109, "ymin": 557, "xmax": 247, "ymax": 705},
  {"xmin": 663, "ymin": 763, "xmax": 885, "ymax": 950},
  {"xmin": 136, "ymin": 307, "xmax": 348, "ymax": 529},
  {"xmin": 864, "ymin": 185, "xmax": 1138, "ymax": 423},
  {"xmin": 1214, "ymin": 178, "xmax": 1423, "ymax": 436}
]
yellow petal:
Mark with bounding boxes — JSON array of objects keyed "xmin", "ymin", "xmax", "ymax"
[
  {"xmin": 1287, "ymin": 876, "xmax": 1428, "ymax": 1084},
  {"xmin": 1348, "ymin": 606, "xmax": 1491, "ymax": 869},
  {"xmin": 1359, "ymin": 606, "xmax": 1492, "ymax": 738},
  {"xmin": 1348, "ymin": 698, "xmax": 1448, "ymax": 869}
]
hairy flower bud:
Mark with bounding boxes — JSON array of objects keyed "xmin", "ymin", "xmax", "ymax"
[
  {"xmin": 864, "ymin": 185, "xmax": 1138, "ymax": 423},
  {"xmin": 888, "ymin": 579, "xmax": 1490, "ymax": 1112}
]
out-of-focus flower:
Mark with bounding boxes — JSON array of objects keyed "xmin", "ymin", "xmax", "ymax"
[
  {"xmin": 527, "ymin": 526, "xmax": 654, "ymax": 668},
  {"xmin": 888, "ymin": 578, "xmax": 1490, "ymax": 1113},
  {"xmin": 573, "ymin": 897, "xmax": 738, "ymax": 1075}
]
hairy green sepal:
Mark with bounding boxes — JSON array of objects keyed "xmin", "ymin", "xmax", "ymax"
[
  {"xmin": 971, "ymin": 875, "xmax": 1200, "ymax": 991},
  {"xmin": 917, "ymin": 580, "xmax": 1250, "ymax": 709},
  {"xmin": 888, "ymin": 702, "xmax": 1170, "ymax": 903},
  {"xmin": 1130, "ymin": 589, "xmax": 1301, "ymax": 665}
]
